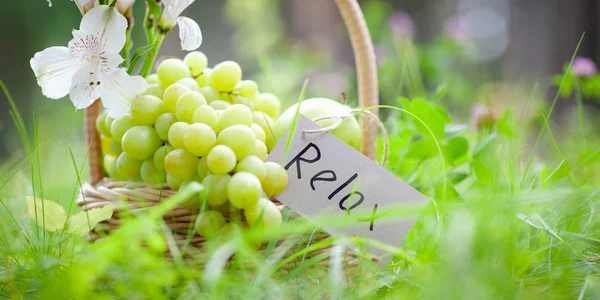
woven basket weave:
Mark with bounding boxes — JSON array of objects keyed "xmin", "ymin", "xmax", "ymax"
[{"xmin": 77, "ymin": 0, "xmax": 379, "ymax": 269}]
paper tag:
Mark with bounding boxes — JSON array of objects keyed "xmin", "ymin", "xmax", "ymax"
[{"xmin": 266, "ymin": 115, "xmax": 428, "ymax": 267}]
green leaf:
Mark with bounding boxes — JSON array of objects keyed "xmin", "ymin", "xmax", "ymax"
[
  {"xmin": 542, "ymin": 159, "xmax": 571, "ymax": 185},
  {"xmin": 448, "ymin": 172, "xmax": 469, "ymax": 185},
  {"xmin": 410, "ymin": 99, "xmax": 449, "ymax": 140},
  {"xmin": 443, "ymin": 136, "xmax": 469, "ymax": 166},
  {"xmin": 405, "ymin": 137, "xmax": 438, "ymax": 160},
  {"xmin": 445, "ymin": 124, "xmax": 468, "ymax": 138},
  {"xmin": 26, "ymin": 196, "xmax": 67, "ymax": 232},
  {"xmin": 67, "ymin": 205, "xmax": 115, "ymax": 236},
  {"xmin": 432, "ymin": 84, "xmax": 447, "ymax": 101},
  {"xmin": 472, "ymin": 133, "xmax": 496, "ymax": 157},
  {"xmin": 471, "ymin": 157, "xmax": 495, "ymax": 186},
  {"xmin": 497, "ymin": 110, "xmax": 515, "ymax": 138},
  {"xmin": 397, "ymin": 97, "xmax": 412, "ymax": 110},
  {"xmin": 127, "ymin": 43, "xmax": 157, "ymax": 74},
  {"xmin": 433, "ymin": 104, "xmax": 452, "ymax": 125},
  {"xmin": 558, "ymin": 72, "xmax": 574, "ymax": 97}
]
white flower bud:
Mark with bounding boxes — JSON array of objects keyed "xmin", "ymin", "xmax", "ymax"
[{"xmin": 74, "ymin": 0, "xmax": 98, "ymax": 15}]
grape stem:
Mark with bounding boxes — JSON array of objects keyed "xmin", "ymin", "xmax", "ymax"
[{"xmin": 139, "ymin": 33, "xmax": 165, "ymax": 78}]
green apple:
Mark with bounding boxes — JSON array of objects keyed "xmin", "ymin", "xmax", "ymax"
[{"xmin": 272, "ymin": 98, "xmax": 362, "ymax": 151}]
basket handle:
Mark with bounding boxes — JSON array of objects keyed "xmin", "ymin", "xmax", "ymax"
[
  {"xmin": 335, "ymin": 0, "xmax": 379, "ymax": 160},
  {"xmin": 86, "ymin": 100, "xmax": 104, "ymax": 185},
  {"xmin": 84, "ymin": 0, "xmax": 379, "ymax": 184}
]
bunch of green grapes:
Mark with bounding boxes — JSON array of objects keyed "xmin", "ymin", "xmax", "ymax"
[{"xmin": 96, "ymin": 51, "xmax": 287, "ymax": 241}]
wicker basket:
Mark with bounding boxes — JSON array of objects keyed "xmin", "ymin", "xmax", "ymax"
[{"xmin": 77, "ymin": 0, "xmax": 379, "ymax": 269}]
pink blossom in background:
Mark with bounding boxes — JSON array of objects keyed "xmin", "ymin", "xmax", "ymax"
[
  {"xmin": 471, "ymin": 104, "xmax": 495, "ymax": 131},
  {"xmin": 572, "ymin": 57, "xmax": 597, "ymax": 77},
  {"xmin": 387, "ymin": 11, "xmax": 415, "ymax": 39},
  {"xmin": 444, "ymin": 16, "xmax": 469, "ymax": 43}
]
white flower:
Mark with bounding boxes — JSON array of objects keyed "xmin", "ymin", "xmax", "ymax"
[
  {"xmin": 161, "ymin": 0, "xmax": 202, "ymax": 51},
  {"xmin": 30, "ymin": 5, "xmax": 147, "ymax": 118}
]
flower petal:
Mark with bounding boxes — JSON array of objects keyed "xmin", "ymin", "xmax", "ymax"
[
  {"xmin": 30, "ymin": 46, "xmax": 80, "ymax": 99},
  {"xmin": 176, "ymin": 16, "xmax": 202, "ymax": 51},
  {"xmin": 103, "ymin": 52, "xmax": 125, "ymax": 72},
  {"xmin": 163, "ymin": 0, "xmax": 194, "ymax": 19},
  {"xmin": 80, "ymin": 5, "xmax": 127, "ymax": 53},
  {"xmin": 99, "ymin": 69, "xmax": 148, "ymax": 118},
  {"xmin": 70, "ymin": 65, "xmax": 102, "ymax": 109}
]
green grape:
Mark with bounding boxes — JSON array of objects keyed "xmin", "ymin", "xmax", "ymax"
[
  {"xmin": 216, "ymin": 104, "xmax": 253, "ymax": 131},
  {"xmin": 219, "ymin": 91, "xmax": 233, "ymax": 102},
  {"xmin": 215, "ymin": 110, "xmax": 224, "ymax": 123},
  {"xmin": 117, "ymin": 152, "xmax": 143, "ymax": 179},
  {"xmin": 216, "ymin": 125, "xmax": 256, "ymax": 160},
  {"xmin": 131, "ymin": 95, "xmax": 164, "ymax": 126},
  {"xmin": 153, "ymin": 145, "xmax": 173, "ymax": 171},
  {"xmin": 122, "ymin": 126, "xmax": 163, "ymax": 160},
  {"xmin": 96, "ymin": 111, "xmax": 111, "ymax": 136},
  {"xmin": 210, "ymin": 100, "xmax": 231, "ymax": 110},
  {"xmin": 192, "ymin": 105, "xmax": 218, "ymax": 128},
  {"xmin": 196, "ymin": 211, "xmax": 226, "ymax": 238},
  {"xmin": 262, "ymin": 162, "xmax": 288, "ymax": 195},
  {"xmin": 232, "ymin": 96, "xmax": 254, "ymax": 109},
  {"xmin": 236, "ymin": 156, "xmax": 266, "ymax": 181},
  {"xmin": 184, "ymin": 51, "xmax": 208, "ymax": 76},
  {"xmin": 236, "ymin": 80, "xmax": 258, "ymax": 98},
  {"xmin": 244, "ymin": 198, "xmax": 282, "ymax": 230},
  {"xmin": 155, "ymin": 113, "xmax": 176, "ymax": 141},
  {"xmin": 101, "ymin": 135, "xmax": 114, "ymax": 156},
  {"xmin": 206, "ymin": 145, "xmax": 237, "ymax": 174},
  {"xmin": 253, "ymin": 112, "xmax": 274, "ymax": 137},
  {"xmin": 176, "ymin": 91, "xmax": 207, "ymax": 123},
  {"xmin": 141, "ymin": 159, "xmax": 166, "ymax": 184},
  {"xmin": 104, "ymin": 154, "xmax": 115, "ymax": 175},
  {"xmin": 110, "ymin": 140, "xmax": 123, "ymax": 155},
  {"xmin": 104, "ymin": 116, "xmax": 115, "ymax": 136},
  {"xmin": 167, "ymin": 174, "xmax": 183, "ymax": 190},
  {"xmin": 255, "ymin": 93, "xmax": 281, "ymax": 119},
  {"xmin": 184, "ymin": 123, "xmax": 216, "ymax": 156},
  {"xmin": 220, "ymin": 222, "xmax": 241, "ymax": 239},
  {"xmin": 157, "ymin": 58, "xmax": 191, "ymax": 89},
  {"xmin": 194, "ymin": 67, "xmax": 212, "ymax": 87},
  {"xmin": 196, "ymin": 157, "xmax": 209, "ymax": 181},
  {"xmin": 251, "ymin": 123, "xmax": 266, "ymax": 142},
  {"xmin": 168, "ymin": 122, "xmax": 189, "ymax": 149},
  {"xmin": 209, "ymin": 61, "xmax": 242, "ymax": 92},
  {"xmin": 164, "ymin": 149, "xmax": 199, "ymax": 180},
  {"xmin": 110, "ymin": 157, "xmax": 128, "ymax": 181},
  {"xmin": 202, "ymin": 174, "xmax": 231, "ymax": 206},
  {"xmin": 251, "ymin": 140, "xmax": 268, "ymax": 161},
  {"xmin": 210, "ymin": 202, "xmax": 232, "ymax": 217},
  {"xmin": 227, "ymin": 172, "xmax": 261, "ymax": 209},
  {"xmin": 177, "ymin": 77, "xmax": 200, "ymax": 92},
  {"xmin": 145, "ymin": 73, "xmax": 160, "ymax": 84},
  {"xmin": 198, "ymin": 86, "xmax": 219, "ymax": 103},
  {"xmin": 111, "ymin": 114, "xmax": 137, "ymax": 143},
  {"xmin": 142, "ymin": 83, "xmax": 164, "ymax": 98},
  {"xmin": 162, "ymin": 83, "xmax": 190, "ymax": 113}
]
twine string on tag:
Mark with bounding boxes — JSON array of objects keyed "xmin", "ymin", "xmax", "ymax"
[{"xmin": 302, "ymin": 109, "xmax": 389, "ymax": 167}]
